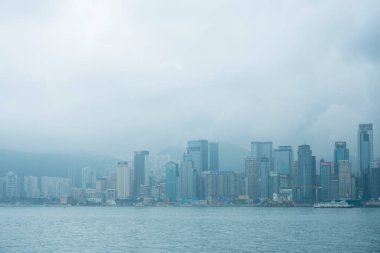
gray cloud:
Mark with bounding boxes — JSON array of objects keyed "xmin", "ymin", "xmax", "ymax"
[{"xmin": 0, "ymin": 0, "xmax": 379, "ymax": 162}]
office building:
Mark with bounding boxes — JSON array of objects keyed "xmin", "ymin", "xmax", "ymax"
[
  {"xmin": 165, "ymin": 161, "xmax": 179, "ymax": 202},
  {"xmin": 81, "ymin": 167, "xmax": 96, "ymax": 189},
  {"xmin": 134, "ymin": 150, "xmax": 150, "ymax": 197},
  {"xmin": 273, "ymin": 146, "xmax": 293, "ymax": 186},
  {"xmin": 209, "ymin": 142, "xmax": 219, "ymax": 172},
  {"xmin": 358, "ymin": 123, "xmax": 373, "ymax": 200},
  {"xmin": 117, "ymin": 162, "xmax": 133, "ymax": 199},
  {"xmin": 320, "ymin": 160, "xmax": 332, "ymax": 202},
  {"xmin": 297, "ymin": 145, "xmax": 316, "ymax": 203},
  {"xmin": 179, "ymin": 149, "xmax": 196, "ymax": 200},
  {"xmin": 338, "ymin": 160, "xmax": 352, "ymax": 199},
  {"xmin": 334, "ymin": 142, "xmax": 349, "ymax": 175},
  {"xmin": 24, "ymin": 176, "xmax": 39, "ymax": 199},
  {"xmin": 244, "ymin": 156, "xmax": 257, "ymax": 199},
  {"xmin": 370, "ymin": 161, "xmax": 380, "ymax": 200},
  {"xmin": 251, "ymin": 141, "xmax": 273, "ymax": 170},
  {"xmin": 5, "ymin": 171, "xmax": 19, "ymax": 199},
  {"xmin": 187, "ymin": 140, "xmax": 209, "ymax": 172}
]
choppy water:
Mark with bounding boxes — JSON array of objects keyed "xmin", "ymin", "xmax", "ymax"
[{"xmin": 0, "ymin": 206, "xmax": 379, "ymax": 252}]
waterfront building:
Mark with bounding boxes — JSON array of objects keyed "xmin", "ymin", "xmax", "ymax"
[
  {"xmin": 165, "ymin": 161, "xmax": 179, "ymax": 202},
  {"xmin": 338, "ymin": 160, "xmax": 352, "ymax": 199},
  {"xmin": 370, "ymin": 161, "xmax": 380, "ymax": 200},
  {"xmin": 179, "ymin": 149, "xmax": 196, "ymax": 201},
  {"xmin": 23, "ymin": 176, "xmax": 39, "ymax": 199},
  {"xmin": 297, "ymin": 145, "xmax": 316, "ymax": 203},
  {"xmin": 5, "ymin": 171, "xmax": 19, "ymax": 199},
  {"xmin": 273, "ymin": 146, "xmax": 293, "ymax": 177},
  {"xmin": 251, "ymin": 141, "xmax": 273, "ymax": 170},
  {"xmin": 187, "ymin": 140, "xmax": 209, "ymax": 172},
  {"xmin": 41, "ymin": 176, "xmax": 71, "ymax": 199},
  {"xmin": 96, "ymin": 177, "xmax": 107, "ymax": 192},
  {"xmin": 81, "ymin": 167, "xmax": 96, "ymax": 189},
  {"xmin": 358, "ymin": 123, "xmax": 373, "ymax": 200},
  {"xmin": 259, "ymin": 157, "xmax": 270, "ymax": 200},
  {"xmin": 117, "ymin": 162, "xmax": 133, "ymax": 199},
  {"xmin": 0, "ymin": 178, "xmax": 5, "ymax": 199},
  {"xmin": 320, "ymin": 160, "xmax": 332, "ymax": 202},
  {"xmin": 334, "ymin": 142, "xmax": 349, "ymax": 175},
  {"xmin": 244, "ymin": 156, "xmax": 257, "ymax": 199},
  {"xmin": 209, "ymin": 142, "xmax": 219, "ymax": 172},
  {"xmin": 134, "ymin": 150, "xmax": 150, "ymax": 197}
]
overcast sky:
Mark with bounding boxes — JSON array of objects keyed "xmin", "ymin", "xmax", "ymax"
[{"xmin": 0, "ymin": 0, "xmax": 379, "ymax": 161}]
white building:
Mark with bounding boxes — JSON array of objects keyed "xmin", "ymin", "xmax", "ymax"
[
  {"xmin": 339, "ymin": 160, "xmax": 352, "ymax": 199},
  {"xmin": 117, "ymin": 162, "xmax": 134, "ymax": 199},
  {"xmin": 24, "ymin": 176, "xmax": 39, "ymax": 198},
  {"xmin": 6, "ymin": 171, "xmax": 19, "ymax": 198}
]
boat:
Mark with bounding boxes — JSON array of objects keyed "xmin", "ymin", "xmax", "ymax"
[{"xmin": 314, "ymin": 200, "xmax": 354, "ymax": 208}]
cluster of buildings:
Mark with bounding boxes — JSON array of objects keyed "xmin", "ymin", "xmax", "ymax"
[{"xmin": 0, "ymin": 124, "xmax": 379, "ymax": 206}]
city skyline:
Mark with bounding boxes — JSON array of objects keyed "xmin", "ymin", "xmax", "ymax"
[{"xmin": 0, "ymin": 1, "xmax": 379, "ymax": 159}]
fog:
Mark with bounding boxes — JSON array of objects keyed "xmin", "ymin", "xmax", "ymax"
[{"xmin": 0, "ymin": 1, "xmax": 379, "ymax": 159}]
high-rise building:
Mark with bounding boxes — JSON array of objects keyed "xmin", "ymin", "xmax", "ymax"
[
  {"xmin": 297, "ymin": 145, "xmax": 316, "ymax": 203},
  {"xmin": 244, "ymin": 156, "xmax": 257, "ymax": 199},
  {"xmin": 358, "ymin": 123, "xmax": 373, "ymax": 200},
  {"xmin": 251, "ymin": 142, "xmax": 273, "ymax": 170},
  {"xmin": 338, "ymin": 160, "xmax": 352, "ymax": 199},
  {"xmin": 0, "ymin": 178, "xmax": 6, "ymax": 199},
  {"xmin": 334, "ymin": 142, "xmax": 349, "ymax": 175},
  {"xmin": 370, "ymin": 161, "xmax": 380, "ymax": 200},
  {"xmin": 133, "ymin": 150, "xmax": 150, "ymax": 197},
  {"xmin": 81, "ymin": 167, "xmax": 96, "ymax": 189},
  {"xmin": 273, "ymin": 146, "xmax": 293, "ymax": 185},
  {"xmin": 117, "ymin": 162, "xmax": 133, "ymax": 199},
  {"xmin": 187, "ymin": 140, "xmax": 209, "ymax": 172},
  {"xmin": 179, "ymin": 149, "xmax": 196, "ymax": 201},
  {"xmin": 259, "ymin": 157, "xmax": 270, "ymax": 200},
  {"xmin": 40, "ymin": 176, "xmax": 71, "ymax": 199},
  {"xmin": 24, "ymin": 176, "xmax": 39, "ymax": 199},
  {"xmin": 209, "ymin": 142, "xmax": 219, "ymax": 172},
  {"xmin": 320, "ymin": 160, "xmax": 332, "ymax": 202},
  {"xmin": 165, "ymin": 162, "xmax": 179, "ymax": 202},
  {"xmin": 5, "ymin": 171, "xmax": 19, "ymax": 199}
]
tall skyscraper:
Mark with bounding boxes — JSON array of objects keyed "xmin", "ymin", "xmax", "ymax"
[
  {"xmin": 134, "ymin": 150, "xmax": 150, "ymax": 197},
  {"xmin": 5, "ymin": 171, "xmax": 19, "ymax": 199},
  {"xmin": 244, "ymin": 156, "xmax": 257, "ymax": 199},
  {"xmin": 209, "ymin": 142, "xmax": 219, "ymax": 172},
  {"xmin": 338, "ymin": 160, "xmax": 352, "ymax": 199},
  {"xmin": 251, "ymin": 142, "xmax": 273, "ymax": 170},
  {"xmin": 320, "ymin": 160, "xmax": 332, "ymax": 202},
  {"xmin": 358, "ymin": 123, "xmax": 373, "ymax": 200},
  {"xmin": 117, "ymin": 162, "xmax": 133, "ymax": 199},
  {"xmin": 81, "ymin": 167, "xmax": 96, "ymax": 189},
  {"xmin": 187, "ymin": 140, "xmax": 209, "ymax": 172},
  {"xmin": 259, "ymin": 157, "xmax": 270, "ymax": 200},
  {"xmin": 297, "ymin": 145, "xmax": 315, "ymax": 203},
  {"xmin": 334, "ymin": 142, "xmax": 349, "ymax": 175},
  {"xmin": 179, "ymin": 149, "xmax": 196, "ymax": 200},
  {"xmin": 24, "ymin": 176, "xmax": 39, "ymax": 199},
  {"xmin": 273, "ymin": 146, "xmax": 293, "ymax": 186},
  {"xmin": 370, "ymin": 161, "xmax": 380, "ymax": 200},
  {"xmin": 165, "ymin": 161, "xmax": 179, "ymax": 202}
]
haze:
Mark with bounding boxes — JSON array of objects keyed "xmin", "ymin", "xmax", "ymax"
[{"xmin": 0, "ymin": 1, "xmax": 379, "ymax": 159}]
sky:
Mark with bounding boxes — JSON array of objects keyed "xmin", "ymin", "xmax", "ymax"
[{"xmin": 0, "ymin": 0, "xmax": 379, "ymax": 161}]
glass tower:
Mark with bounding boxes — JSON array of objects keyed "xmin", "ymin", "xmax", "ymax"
[{"xmin": 358, "ymin": 124, "xmax": 373, "ymax": 200}]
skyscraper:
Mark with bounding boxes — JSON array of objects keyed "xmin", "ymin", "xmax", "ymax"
[
  {"xmin": 259, "ymin": 157, "xmax": 270, "ymax": 200},
  {"xmin": 165, "ymin": 161, "xmax": 179, "ymax": 202},
  {"xmin": 209, "ymin": 142, "xmax": 219, "ymax": 172},
  {"xmin": 117, "ymin": 162, "xmax": 133, "ymax": 199},
  {"xmin": 297, "ymin": 145, "xmax": 315, "ymax": 203},
  {"xmin": 24, "ymin": 176, "xmax": 39, "ymax": 199},
  {"xmin": 273, "ymin": 146, "xmax": 293, "ymax": 186},
  {"xmin": 338, "ymin": 160, "xmax": 352, "ymax": 199},
  {"xmin": 134, "ymin": 150, "xmax": 150, "ymax": 197},
  {"xmin": 244, "ymin": 156, "xmax": 257, "ymax": 199},
  {"xmin": 334, "ymin": 142, "xmax": 349, "ymax": 175},
  {"xmin": 5, "ymin": 171, "xmax": 19, "ymax": 199},
  {"xmin": 179, "ymin": 149, "xmax": 196, "ymax": 200},
  {"xmin": 370, "ymin": 161, "xmax": 380, "ymax": 200},
  {"xmin": 187, "ymin": 140, "xmax": 209, "ymax": 172},
  {"xmin": 251, "ymin": 142, "xmax": 273, "ymax": 170},
  {"xmin": 320, "ymin": 160, "xmax": 332, "ymax": 202},
  {"xmin": 358, "ymin": 123, "xmax": 373, "ymax": 200},
  {"xmin": 81, "ymin": 167, "xmax": 96, "ymax": 189}
]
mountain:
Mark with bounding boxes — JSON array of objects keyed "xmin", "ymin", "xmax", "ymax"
[{"xmin": 0, "ymin": 149, "xmax": 120, "ymax": 181}]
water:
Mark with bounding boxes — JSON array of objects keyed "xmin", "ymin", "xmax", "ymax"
[{"xmin": 0, "ymin": 207, "xmax": 379, "ymax": 252}]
